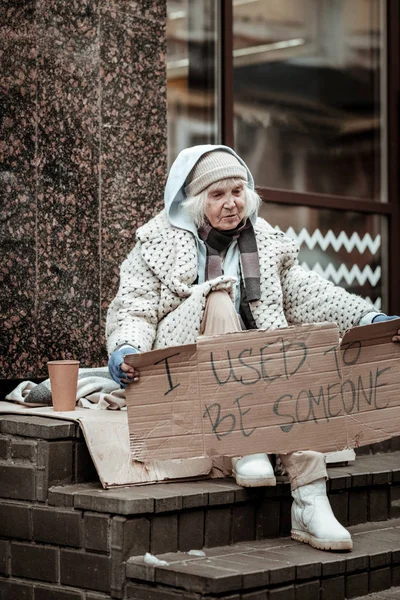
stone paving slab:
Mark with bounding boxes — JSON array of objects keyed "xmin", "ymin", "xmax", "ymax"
[
  {"xmin": 0, "ymin": 415, "xmax": 79, "ymax": 439},
  {"xmin": 48, "ymin": 452, "xmax": 400, "ymax": 515},
  {"xmin": 126, "ymin": 520, "xmax": 400, "ymax": 596},
  {"xmin": 354, "ymin": 586, "xmax": 400, "ymax": 599}
]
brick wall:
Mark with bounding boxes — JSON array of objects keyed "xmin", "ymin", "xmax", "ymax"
[
  {"xmin": 0, "ymin": 416, "xmax": 113, "ymax": 599},
  {"xmin": 1, "ymin": 415, "xmax": 400, "ymax": 599}
]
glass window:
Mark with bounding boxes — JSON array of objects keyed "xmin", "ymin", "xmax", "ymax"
[
  {"xmin": 167, "ymin": 0, "xmax": 220, "ymax": 166},
  {"xmin": 260, "ymin": 202, "xmax": 387, "ymax": 309},
  {"xmin": 233, "ymin": 0, "xmax": 386, "ymax": 201}
]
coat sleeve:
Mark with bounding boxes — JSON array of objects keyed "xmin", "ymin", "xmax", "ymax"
[
  {"xmin": 279, "ymin": 235, "xmax": 375, "ymax": 336},
  {"xmin": 106, "ymin": 242, "xmax": 161, "ymax": 354}
]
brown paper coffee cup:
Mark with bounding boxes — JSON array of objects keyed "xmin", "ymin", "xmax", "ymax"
[{"xmin": 47, "ymin": 360, "xmax": 79, "ymax": 412}]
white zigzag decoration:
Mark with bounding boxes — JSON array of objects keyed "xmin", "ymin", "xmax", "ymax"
[
  {"xmin": 365, "ymin": 297, "xmax": 382, "ymax": 310},
  {"xmin": 276, "ymin": 226, "xmax": 381, "ymax": 255},
  {"xmin": 301, "ymin": 262, "xmax": 382, "ymax": 287}
]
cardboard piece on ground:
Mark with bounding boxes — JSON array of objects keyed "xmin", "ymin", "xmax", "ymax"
[
  {"xmin": 125, "ymin": 320, "xmax": 400, "ymax": 461},
  {"xmin": 0, "ymin": 403, "xmax": 212, "ymax": 488}
]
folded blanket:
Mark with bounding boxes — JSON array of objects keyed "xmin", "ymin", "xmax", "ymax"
[{"xmin": 5, "ymin": 367, "xmax": 126, "ymax": 410}]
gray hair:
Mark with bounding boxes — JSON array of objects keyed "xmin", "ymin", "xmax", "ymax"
[{"xmin": 180, "ymin": 177, "xmax": 262, "ymax": 228}]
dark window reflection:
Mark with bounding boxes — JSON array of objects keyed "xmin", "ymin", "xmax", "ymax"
[
  {"xmin": 167, "ymin": 0, "xmax": 219, "ymax": 165},
  {"xmin": 233, "ymin": 0, "xmax": 385, "ymax": 201}
]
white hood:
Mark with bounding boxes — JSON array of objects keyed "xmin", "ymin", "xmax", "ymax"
[{"xmin": 165, "ymin": 144, "xmax": 255, "ymax": 233}]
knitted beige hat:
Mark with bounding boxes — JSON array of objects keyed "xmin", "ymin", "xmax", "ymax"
[{"xmin": 184, "ymin": 151, "xmax": 247, "ymax": 197}]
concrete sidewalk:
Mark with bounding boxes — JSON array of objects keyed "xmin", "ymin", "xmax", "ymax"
[{"xmin": 354, "ymin": 587, "xmax": 400, "ymax": 599}]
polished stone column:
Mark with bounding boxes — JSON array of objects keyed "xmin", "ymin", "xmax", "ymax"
[{"xmin": 0, "ymin": 0, "xmax": 167, "ymax": 379}]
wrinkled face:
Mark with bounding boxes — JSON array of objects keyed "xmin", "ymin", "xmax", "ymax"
[{"xmin": 205, "ymin": 180, "xmax": 246, "ymax": 230}]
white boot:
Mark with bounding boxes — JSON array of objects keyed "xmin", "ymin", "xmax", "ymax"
[
  {"xmin": 232, "ymin": 453, "xmax": 276, "ymax": 487},
  {"xmin": 291, "ymin": 478, "xmax": 352, "ymax": 551}
]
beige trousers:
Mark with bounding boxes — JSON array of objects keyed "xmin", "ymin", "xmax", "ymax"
[{"xmin": 201, "ymin": 290, "xmax": 328, "ymax": 491}]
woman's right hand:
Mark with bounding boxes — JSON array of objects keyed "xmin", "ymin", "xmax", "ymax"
[{"xmin": 108, "ymin": 347, "xmax": 140, "ymax": 388}]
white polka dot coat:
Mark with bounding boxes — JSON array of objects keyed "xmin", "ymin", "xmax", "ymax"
[{"xmin": 106, "ymin": 209, "xmax": 374, "ymax": 354}]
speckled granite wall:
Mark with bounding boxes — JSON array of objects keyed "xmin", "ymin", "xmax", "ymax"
[{"xmin": 0, "ymin": 0, "xmax": 167, "ymax": 379}]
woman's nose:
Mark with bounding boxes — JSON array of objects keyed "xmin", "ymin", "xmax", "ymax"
[{"xmin": 224, "ymin": 195, "xmax": 236, "ymax": 207}]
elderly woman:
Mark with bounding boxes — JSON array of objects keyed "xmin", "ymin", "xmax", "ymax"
[{"xmin": 106, "ymin": 145, "xmax": 399, "ymax": 553}]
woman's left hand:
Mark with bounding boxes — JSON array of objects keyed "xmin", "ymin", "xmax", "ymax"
[
  {"xmin": 108, "ymin": 347, "xmax": 140, "ymax": 388},
  {"xmin": 372, "ymin": 314, "xmax": 400, "ymax": 342}
]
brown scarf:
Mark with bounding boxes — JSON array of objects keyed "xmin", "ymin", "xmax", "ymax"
[{"xmin": 198, "ymin": 219, "xmax": 260, "ymax": 302}]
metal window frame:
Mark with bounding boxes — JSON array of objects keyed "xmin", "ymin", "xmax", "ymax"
[
  {"xmin": 387, "ymin": 0, "xmax": 400, "ymax": 313},
  {"xmin": 220, "ymin": 0, "xmax": 400, "ymax": 313}
]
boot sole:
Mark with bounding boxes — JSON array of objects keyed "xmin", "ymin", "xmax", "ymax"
[
  {"xmin": 291, "ymin": 529, "xmax": 353, "ymax": 551},
  {"xmin": 234, "ymin": 473, "xmax": 276, "ymax": 487}
]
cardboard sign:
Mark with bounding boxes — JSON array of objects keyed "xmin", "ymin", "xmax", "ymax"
[{"xmin": 125, "ymin": 320, "xmax": 400, "ymax": 461}]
